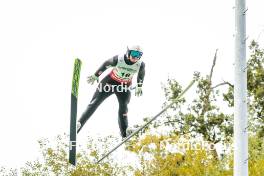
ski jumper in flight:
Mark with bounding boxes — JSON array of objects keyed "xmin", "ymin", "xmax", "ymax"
[{"xmin": 77, "ymin": 45, "xmax": 145, "ymax": 138}]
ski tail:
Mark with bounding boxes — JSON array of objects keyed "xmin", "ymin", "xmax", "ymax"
[{"xmin": 69, "ymin": 58, "xmax": 82, "ymax": 166}]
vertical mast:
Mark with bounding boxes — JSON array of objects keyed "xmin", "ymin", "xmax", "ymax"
[{"xmin": 234, "ymin": 0, "xmax": 248, "ymax": 175}]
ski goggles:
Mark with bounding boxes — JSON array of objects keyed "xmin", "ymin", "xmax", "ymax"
[{"xmin": 130, "ymin": 50, "xmax": 143, "ymax": 59}]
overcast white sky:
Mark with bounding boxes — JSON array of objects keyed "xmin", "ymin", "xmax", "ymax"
[{"xmin": 0, "ymin": 0, "xmax": 264, "ymax": 170}]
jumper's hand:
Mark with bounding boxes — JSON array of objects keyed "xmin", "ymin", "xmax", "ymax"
[
  {"xmin": 87, "ymin": 75, "xmax": 99, "ymax": 85},
  {"xmin": 135, "ymin": 85, "xmax": 143, "ymax": 97}
]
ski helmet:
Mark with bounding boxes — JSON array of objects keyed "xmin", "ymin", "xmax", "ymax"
[{"xmin": 126, "ymin": 45, "xmax": 143, "ymax": 59}]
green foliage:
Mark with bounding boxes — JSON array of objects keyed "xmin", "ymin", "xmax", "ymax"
[
  {"xmin": 19, "ymin": 134, "xmax": 127, "ymax": 176},
  {"xmin": 248, "ymin": 135, "xmax": 264, "ymax": 175},
  {"xmin": 0, "ymin": 167, "xmax": 17, "ymax": 176},
  {"xmin": 223, "ymin": 40, "xmax": 264, "ymax": 136},
  {"xmin": 160, "ymin": 59, "xmax": 233, "ymax": 150},
  {"xmin": 127, "ymin": 133, "xmax": 232, "ymax": 176},
  {"xmin": 247, "ymin": 41, "xmax": 264, "ymax": 137}
]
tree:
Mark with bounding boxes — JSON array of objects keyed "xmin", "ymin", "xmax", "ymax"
[
  {"xmin": 223, "ymin": 40, "xmax": 264, "ymax": 137},
  {"xmin": 0, "ymin": 167, "xmax": 17, "ymax": 176},
  {"xmin": 20, "ymin": 134, "xmax": 127, "ymax": 176},
  {"xmin": 147, "ymin": 49, "xmax": 234, "ymax": 159},
  {"xmin": 126, "ymin": 133, "xmax": 232, "ymax": 176}
]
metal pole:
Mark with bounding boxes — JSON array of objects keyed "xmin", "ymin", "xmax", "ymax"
[
  {"xmin": 234, "ymin": 0, "xmax": 248, "ymax": 175},
  {"xmin": 97, "ymin": 80, "xmax": 195, "ymax": 164}
]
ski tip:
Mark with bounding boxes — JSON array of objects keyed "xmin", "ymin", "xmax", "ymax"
[{"xmin": 75, "ymin": 58, "xmax": 82, "ymax": 63}]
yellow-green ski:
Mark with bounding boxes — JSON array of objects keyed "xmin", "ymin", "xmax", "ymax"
[{"xmin": 69, "ymin": 58, "xmax": 82, "ymax": 166}]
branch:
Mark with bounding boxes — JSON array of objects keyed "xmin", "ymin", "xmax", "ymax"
[
  {"xmin": 164, "ymin": 119, "xmax": 199, "ymax": 128},
  {"xmin": 181, "ymin": 129, "xmax": 196, "ymax": 135},
  {"xmin": 201, "ymin": 49, "xmax": 218, "ymax": 116},
  {"xmin": 209, "ymin": 49, "xmax": 218, "ymax": 82},
  {"xmin": 211, "ymin": 81, "xmax": 234, "ymax": 89},
  {"xmin": 164, "ymin": 120, "xmax": 185, "ymax": 127}
]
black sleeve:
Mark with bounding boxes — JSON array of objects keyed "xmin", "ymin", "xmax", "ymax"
[
  {"xmin": 94, "ymin": 55, "xmax": 118, "ymax": 77},
  {"xmin": 137, "ymin": 62, "xmax": 145, "ymax": 87}
]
